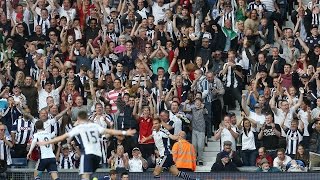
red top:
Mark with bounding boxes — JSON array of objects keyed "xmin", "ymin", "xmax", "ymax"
[
  {"xmin": 189, "ymin": 71, "xmax": 195, "ymax": 81},
  {"xmin": 138, "ymin": 117, "xmax": 154, "ymax": 144},
  {"xmin": 256, "ymin": 154, "xmax": 273, "ymax": 167},
  {"xmin": 168, "ymin": 50, "xmax": 178, "ymax": 73}
]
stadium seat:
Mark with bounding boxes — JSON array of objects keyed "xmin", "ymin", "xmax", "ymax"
[{"xmin": 11, "ymin": 158, "xmax": 27, "ymax": 168}]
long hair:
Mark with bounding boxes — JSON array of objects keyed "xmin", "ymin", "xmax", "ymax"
[
  {"xmin": 242, "ymin": 118, "xmax": 251, "ymax": 136},
  {"xmin": 60, "ymin": 114, "xmax": 72, "ymax": 135}
]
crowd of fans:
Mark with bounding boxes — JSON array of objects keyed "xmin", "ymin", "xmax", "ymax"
[{"xmin": 0, "ymin": 0, "xmax": 318, "ymax": 176}]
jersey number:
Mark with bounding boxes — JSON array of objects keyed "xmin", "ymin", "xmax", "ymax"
[
  {"xmin": 43, "ymin": 137, "xmax": 50, "ymax": 148},
  {"xmin": 85, "ymin": 131, "xmax": 98, "ymax": 143}
]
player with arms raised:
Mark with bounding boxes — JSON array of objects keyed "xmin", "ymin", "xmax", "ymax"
[
  {"xmin": 27, "ymin": 121, "xmax": 60, "ymax": 180},
  {"xmin": 38, "ymin": 111, "xmax": 136, "ymax": 180}
]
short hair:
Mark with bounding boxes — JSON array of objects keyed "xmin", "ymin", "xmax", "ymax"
[
  {"xmin": 35, "ymin": 120, "xmax": 44, "ymax": 130},
  {"xmin": 160, "ymin": 110, "xmax": 169, "ymax": 116},
  {"xmin": 109, "ymin": 169, "xmax": 117, "ymax": 175},
  {"xmin": 153, "ymin": 118, "xmax": 161, "ymax": 123},
  {"xmin": 77, "ymin": 111, "xmax": 88, "ymax": 121},
  {"xmin": 277, "ymin": 148, "xmax": 285, "ymax": 154},
  {"xmin": 157, "ymin": 67, "xmax": 165, "ymax": 71},
  {"xmin": 121, "ymin": 172, "xmax": 129, "ymax": 178},
  {"xmin": 194, "ymin": 98, "xmax": 202, "ymax": 102}
]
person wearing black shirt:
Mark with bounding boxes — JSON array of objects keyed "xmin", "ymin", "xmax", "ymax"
[{"xmin": 258, "ymin": 113, "xmax": 281, "ymax": 157}]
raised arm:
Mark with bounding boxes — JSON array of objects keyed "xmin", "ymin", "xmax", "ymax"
[
  {"xmin": 241, "ymin": 94, "xmax": 250, "ymax": 116},
  {"xmin": 296, "ymin": 34, "xmax": 310, "ymax": 54},
  {"xmin": 269, "ymin": 60, "xmax": 278, "ymax": 77},
  {"xmin": 292, "ymin": 88, "xmax": 304, "ymax": 111},
  {"xmin": 56, "ymin": 72, "xmax": 66, "ymax": 92}
]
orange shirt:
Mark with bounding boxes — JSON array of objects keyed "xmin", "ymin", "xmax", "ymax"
[{"xmin": 172, "ymin": 139, "xmax": 196, "ymax": 171}]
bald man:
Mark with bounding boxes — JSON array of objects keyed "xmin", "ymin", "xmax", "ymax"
[{"xmin": 172, "ymin": 131, "xmax": 197, "ymax": 171}]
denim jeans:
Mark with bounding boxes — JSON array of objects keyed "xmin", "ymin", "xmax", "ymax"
[{"xmin": 241, "ymin": 149, "xmax": 257, "ymax": 166}]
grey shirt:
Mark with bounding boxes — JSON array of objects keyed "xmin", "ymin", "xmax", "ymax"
[{"xmin": 191, "ymin": 107, "xmax": 207, "ymax": 132}]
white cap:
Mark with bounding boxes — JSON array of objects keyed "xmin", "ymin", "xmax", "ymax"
[{"xmin": 36, "ymin": 49, "xmax": 44, "ymax": 55}]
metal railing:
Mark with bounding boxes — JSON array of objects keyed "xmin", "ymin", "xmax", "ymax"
[{"xmin": 2, "ymin": 168, "xmax": 320, "ymax": 180}]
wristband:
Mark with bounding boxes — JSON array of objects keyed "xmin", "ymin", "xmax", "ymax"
[{"xmin": 122, "ymin": 131, "xmax": 127, "ymax": 135}]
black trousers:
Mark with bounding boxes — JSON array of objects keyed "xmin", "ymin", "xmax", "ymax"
[
  {"xmin": 212, "ymin": 99, "xmax": 222, "ymax": 131},
  {"xmin": 224, "ymin": 87, "xmax": 242, "ymax": 110}
]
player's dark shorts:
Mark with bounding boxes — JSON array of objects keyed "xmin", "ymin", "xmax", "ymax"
[
  {"xmin": 37, "ymin": 158, "xmax": 57, "ymax": 173},
  {"xmin": 157, "ymin": 154, "xmax": 175, "ymax": 168},
  {"xmin": 79, "ymin": 154, "xmax": 101, "ymax": 174}
]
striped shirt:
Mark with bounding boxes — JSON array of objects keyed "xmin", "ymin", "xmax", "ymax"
[
  {"xmin": 247, "ymin": 2, "xmax": 267, "ymax": 12},
  {"xmin": 284, "ymin": 128, "xmax": 303, "ymax": 155},
  {"xmin": 105, "ymin": 89, "xmax": 127, "ymax": 114},
  {"xmin": 153, "ymin": 128, "xmax": 171, "ymax": 157},
  {"xmin": 0, "ymin": 136, "xmax": 12, "ymax": 165},
  {"xmin": 308, "ymin": 1, "xmax": 320, "ymax": 25},
  {"xmin": 11, "ymin": 118, "xmax": 35, "ymax": 145},
  {"xmin": 194, "ymin": 76, "xmax": 211, "ymax": 103},
  {"xmin": 59, "ymin": 153, "xmax": 77, "ymax": 169},
  {"xmin": 260, "ymin": 0, "xmax": 276, "ymax": 12}
]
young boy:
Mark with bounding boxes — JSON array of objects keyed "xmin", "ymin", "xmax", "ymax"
[
  {"xmin": 189, "ymin": 98, "xmax": 207, "ymax": 166},
  {"xmin": 27, "ymin": 121, "xmax": 60, "ymax": 180}
]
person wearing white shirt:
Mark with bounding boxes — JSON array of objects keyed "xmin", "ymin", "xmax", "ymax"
[
  {"xmin": 270, "ymin": 88, "xmax": 303, "ymax": 136},
  {"xmin": 27, "ymin": 121, "xmax": 60, "ymax": 180},
  {"xmin": 37, "ymin": 73, "xmax": 65, "ymax": 111},
  {"xmin": 128, "ymin": 147, "xmax": 148, "ymax": 172},
  {"xmin": 56, "ymin": 0, "xmax": 76, "ymax": 22},
  {"xmin": 311, "ymin": 98, "xmax": 320, "ymax": 119},
  {"xmin": 136, "ymin": 0, "xmax": 149, "ymax": 19},
  {"xmin": 273, "ymin": 148, "xmax": 292, "ymax": 171},
  {"xmin": 214, "ymin": 115, "xmax": 239, "ymax": 151},
  {"xmin": 146, "ymin": 0, "xmax": 179, "ymax": 24},
  {"xmin": 242, "ymin": 94, "xmax": 265, "ymax": 126}
]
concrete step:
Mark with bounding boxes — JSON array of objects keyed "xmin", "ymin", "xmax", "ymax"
[
  {"xmin": 206, "ymin": 141, "xmax": 220, "ymax": 148},
  {"xmin": 203, "ymin": 151, "xmax": 219, "ymax": 157},
  {"xmin": 203, "ymin": 156, "xmax": 216, "ymax": 162},
  {"xmin": 204, "ymin": 145, "xmax": 220, "ymax": 152},
  {"xmin": 204, "ymin": 161, "xmax": 215, "ymax": 167},
  {"xmin": 195, "ymin": 165, "xmax": 211, "ymax": 172}
]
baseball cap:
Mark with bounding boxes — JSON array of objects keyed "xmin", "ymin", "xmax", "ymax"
[
  {"xmin": 220, "ymin": 151, "xmax": 230, "ymax": 158},
  {"xmin": 300, "ymin": 73, "xmax": 310, "ymax": 79},
  {"xmin": 132, "ymin": 147, "xmax": 140, "ymax": 151},
  {"xmin": 311, "ymin": 25, "xmax": 318, "ymax": 29},
  {"xmin": 36, "ymin": 49, "xmax": 44, "ymax": 55},
  {"xmin": 125, "ymin": 24, "xmax": 133, "ymax": 29},
  {"xmin": 110, "ymin": 7, "xmax": 117, "ymax": 12},
  {"xmin": 314, "ymin": 44, "xmax": 320, "ymax": 48}
]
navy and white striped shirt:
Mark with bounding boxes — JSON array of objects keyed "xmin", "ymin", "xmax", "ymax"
[
  {"xmin": 284, "ymin": 128, "xmax": 303, "ymax": 155},
  {"xmin": 11, "ymin": 118, "xmax": 35, "ymax": 144},
  {"xmin": 152, "ymin": 128, "xmax": 171, "ymax": 157},
  {"xmin": 59, "ymin": 153, "xmax": 77, "ymax": 169}
]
